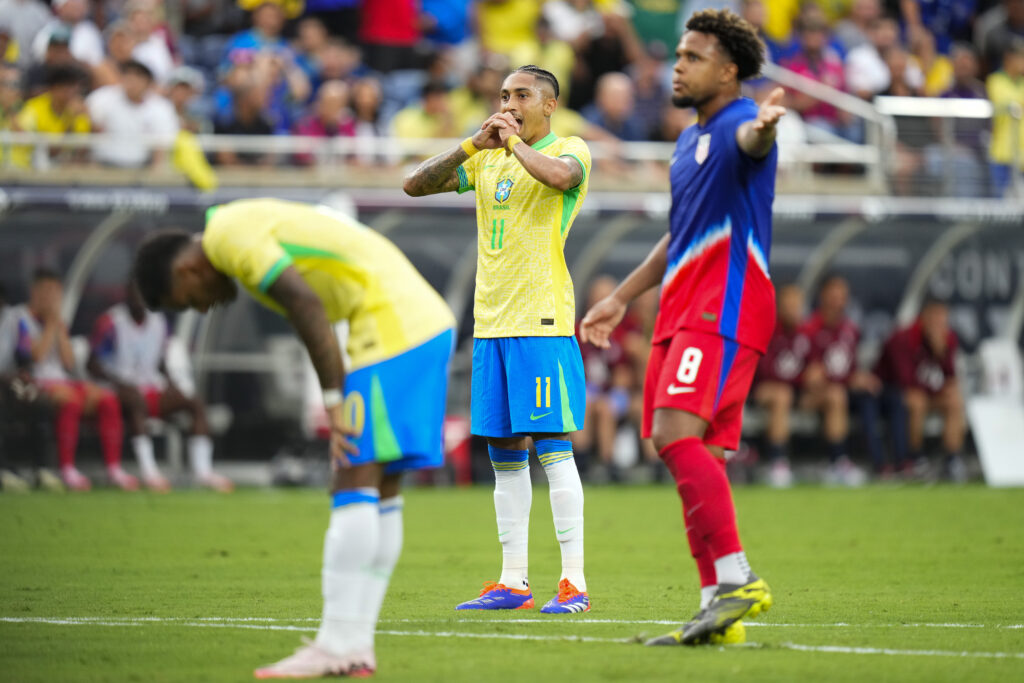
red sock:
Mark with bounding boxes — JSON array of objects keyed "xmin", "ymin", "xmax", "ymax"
[
  {"xmin": 95, "ymin": 391, "xmax": 124, "ymax": 467},
  {"xmin": 660, "ymin": 437, "xmax": 743, "ymax": 560},
  {"xmin": 55, "ymin": 396, "xmax": 83, "ymax": 468}
]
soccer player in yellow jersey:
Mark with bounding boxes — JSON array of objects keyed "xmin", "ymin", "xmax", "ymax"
[
  {"xmin": 132, "ymin": 199, "xmax": 455, "ymax": 678},
  {"xmin": 404, "ymin": 65, "xmax": 592, "ymax": 614}
]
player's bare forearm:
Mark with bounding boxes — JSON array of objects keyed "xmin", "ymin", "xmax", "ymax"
[
  {"xmin": 402, "ymin": 145, "xmax": 468, "ymax": 196},
  {"xmin": 510, "ymin": 142, "xmax": 583, "ymax": 191},
  {"xmin": 56, "ymin": 325, "xmax": 75, "ymax": 371},
  {"xmin": 267, "ymin": 267, "xmax": 345, "ymax": 391},
  {"xmin": 614, "ymin": 233, "xmax": 669, "ymax": 304},
  {"xmin": 737, "ymin": 121, "xmax": 777, "ymax": 159}
]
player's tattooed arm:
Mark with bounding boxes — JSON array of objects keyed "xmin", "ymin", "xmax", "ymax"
[
  {"xmin": 267, "ymin": 266, "xmax": 345, "ymax": 392},
  {"xmin": 737, "ymin": 87, "xmax": 786, "ymax": 159},
  {"xmin": 403, "ymin": 114, "xmax": 516, "ymax": 196},
  {"xmin": 402, "ymin": 145, "xmax": 469, "ymax": 196}
]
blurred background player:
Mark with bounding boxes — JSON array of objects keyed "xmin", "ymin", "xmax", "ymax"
[
  {"xmin": 404, "ymin": 65, "xmax": 592, "ymax": 615},
  {"xmin": 14, "ymin": 269, "xmax": 137, "ymax": 492},
  {"xmin": 87, "ymin": 280, "xmax": 233, "ymax": 492},
  {"xmin": 580, "ymin": 9, "xmax": 782, "ymax": 645},
  {"xmin": 751, "ymin": 283, "xmax": 811, "ymax": 488},
  {"xmin": 0, "ymin": 282, "xmax": 61, "ymax": 492},
  {"xmin": 796, "ymin": 274, "xmax": 872, "ymax": 486},
  {"xmin": 874, "ymin": 299, "xmax": 966, "ymax": 481},
  {"xmin": 132, "ymin": 198, "xmax": 455, "ymax": 678},
  {"xmin": 574, "ymin": 275, "xmax": 650, "ymax": 481}
]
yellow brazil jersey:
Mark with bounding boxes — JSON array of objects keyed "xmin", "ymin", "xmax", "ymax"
[
  {"xmin": 202, "ymin": 199, "xmax": 455, "ymax": 370},
  {"xmin": 456, "ymin": 132, "xmax": 591, "ymax": 338},
  {"xmin": 11, "ymin": 93, "xmax": 90, "ymax": 168}
]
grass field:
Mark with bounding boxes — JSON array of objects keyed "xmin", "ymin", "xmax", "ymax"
[{"xmin": 2, "ymin": 484, "xmax": 1024, "ymax": 682}]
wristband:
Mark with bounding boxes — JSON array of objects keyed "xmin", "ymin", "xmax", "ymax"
[
  {"xmin": 460, "ymin": 137, "xmax": 479, "ymax": 157},
  {"xmin": 506, "ymin": 134, "xmax": 523, "ymax": 151},
  {"xmin": 322, "ymin": 388, "xmax": 343, "ymax": 408}
]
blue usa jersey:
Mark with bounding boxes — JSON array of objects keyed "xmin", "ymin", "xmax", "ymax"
[{"xmin": 653, "ymin": 97, "xmax": 778, "ymax": 353}]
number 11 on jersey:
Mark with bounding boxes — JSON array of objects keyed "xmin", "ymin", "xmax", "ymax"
[{"xmin": 536, "ymin": 376, "xmax": 551, "ymax": 408}]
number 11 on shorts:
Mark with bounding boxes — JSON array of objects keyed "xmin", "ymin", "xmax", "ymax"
[{"xmin": 536, "ymin": 376, "xmax": 551, "ymax": 408}]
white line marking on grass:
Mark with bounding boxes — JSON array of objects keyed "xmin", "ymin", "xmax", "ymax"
[
  {"xmin": 778, "ymin": 643, "xmax": 1024, "ymax": 660},
  {"xmin": 376, "ymin": 630, "xmax": 632, "ymax": 644},
  {"xmin": 6, "ymin": 618, "xmax": 1024, "ymax": 658}
]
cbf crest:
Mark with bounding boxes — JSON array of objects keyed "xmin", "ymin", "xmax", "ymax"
[
  {"xmin": 495, "ymin": 176, "xmax": 515, "ymax": 203},
  {"xmin": 695, "ymin": 133, "xmax": 711, "ymax": 165}
]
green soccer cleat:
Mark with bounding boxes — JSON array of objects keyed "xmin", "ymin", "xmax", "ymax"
[
  {"xmin": 679, "ymin": 577, "xmax": 772, "ymax": 645},
  {"xmin": 645, "ymin": 615, "xmax": 746, "ymax": 646}
]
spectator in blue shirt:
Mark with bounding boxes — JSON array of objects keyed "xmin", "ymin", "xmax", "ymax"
[{"xmin": 581, "ymin": 72, "xmax": 648, "ymax": 141}]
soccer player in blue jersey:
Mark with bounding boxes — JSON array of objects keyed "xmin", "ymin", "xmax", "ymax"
[
  {"xmin": 404, "ymin": 66, "xmax": 592, "ymax": 614},
  {"xmin": 581, "ymin": 9, "xmax": 786, "ymax": 644}
]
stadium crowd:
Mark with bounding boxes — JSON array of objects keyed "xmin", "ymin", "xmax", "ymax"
[{"xmin": 0, "ymin": 0, "xmax": 1021, "ymax": 194}]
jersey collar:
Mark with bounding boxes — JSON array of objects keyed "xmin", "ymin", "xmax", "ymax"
[{"xmin": 530, "ymin": 132, "xmax": 557, "ymax": 150}]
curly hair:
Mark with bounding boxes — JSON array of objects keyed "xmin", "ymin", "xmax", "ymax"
[
  {"xmin": 133, "ymin": 229, "xmax": 192, "ymax": 310},
  {"xmin": 685, "ymin": 9, "xmax": 766, "ymax": 81}
]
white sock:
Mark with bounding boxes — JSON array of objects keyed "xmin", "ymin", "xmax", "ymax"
[
  {"xmin": 713, "ymin": 551, "xmax": 752, "ymax": 587},
  {"xmin": 538, "ymin": 441, "xmax": 586, "ymax": 592},
  {"xmin": 316, "ymin": 488, "xmax": 379, "ymax": 656},
  {"xmin": 700, "ymin": 585, "xmax": 717, "ymax": 609},
  {"xmin": 188, "ymin": 435, "xmax": 213, "ymax": 478},
  {"xmin": 131, "ymin": 435, "xmax": 160, "ymax": 480},
  {"xmin": 360, "ymin": 495, "xmax": 403, "ymax": 650},
  {"xmin": 490, "ymin": 447, "xmax": 531, "ymax": 590}
]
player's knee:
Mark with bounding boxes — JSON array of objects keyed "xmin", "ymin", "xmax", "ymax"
[
  {"xmin": 825, "ymin": 384, "xmax": 847, "ymax": 409},
  {"xmin": 903, "ymin": 389, "xmax": 927, "ymax": 414}
]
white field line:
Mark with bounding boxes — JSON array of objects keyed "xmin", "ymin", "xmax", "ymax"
[
  {"xmin": 3, "ymin": 617, "xmax": 1023, "ymax": 630},
  {"xmin": 2, "ymin": 618, "xmax": 1024, "ymax": 659}
]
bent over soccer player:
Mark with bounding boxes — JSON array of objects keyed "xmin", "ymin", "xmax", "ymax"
[
  {"xmin": 133, "ymin": 199, "xmax": 455, "ymax": 678},
  {"xmin": 580, "ymin": 9, "xmax": 785, "ymax": 645},
  {"xmin": 404, "ymin": 65, "xmax": 591, "ymax": 613}
]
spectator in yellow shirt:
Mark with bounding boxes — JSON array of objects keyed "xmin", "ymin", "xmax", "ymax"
[
  {"xmin": 391, "ymin": 80, "xmax": 458, "ymax": 140},
  {"xmin": 11, "ymin": 64, "xmax": 89, "ymax": 168},
  {"xmin": 987, "ymin": 40, "xmax": 1024, "ymax": 197}
]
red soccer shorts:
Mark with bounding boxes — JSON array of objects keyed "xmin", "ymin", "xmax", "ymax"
[
  {"xmin": 141, "ymin": 386, "xmax": 163, "ymax": 418},
  {"xmin": 642, "ymin": 328, "xmax": 761, "ymax": 451}
]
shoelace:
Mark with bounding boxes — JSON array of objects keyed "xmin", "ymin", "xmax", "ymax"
[
  {"xmin": 556, "ymin": 579, "xmax": 580, "ymax": 602},
  {"xmin": 478, "ymin": 580, "xmax": 503, "ymax": 596}
]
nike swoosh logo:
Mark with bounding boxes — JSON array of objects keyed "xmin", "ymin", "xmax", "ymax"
[
  {"xmin": 557, "ymin": 527, "xmax": 575, "ymax": 534},
  {"xmin": 530, "ymin": 411, "xmax": 553, "ymax": 420},
  {"xmin": 498, "ymin": 531, "xmax": 511, "ymax": 537},
  {"xmin": 484, "ymin": 165, "xmax": 497, "ymax": 169},
  {"xmin": 667, "ymin": 384, "xmax": 696, "ymax": 395}
]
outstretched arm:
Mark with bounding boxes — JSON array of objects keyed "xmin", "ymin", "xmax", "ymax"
[
  {"xmin": 403, "ymin": 114, "xmax": 516, "ymax": 196},
  {"xmin": 267, "ymin": 266, "xmax": 356, "ymax": 464},
  {"xmin": 736, "ymin": 87, "xmax": 786, "ymax": 159},
  {"xmin": 580, "ymin": 234, "xmax": 669, "ymax": 348}
]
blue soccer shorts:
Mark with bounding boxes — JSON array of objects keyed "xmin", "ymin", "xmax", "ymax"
[
  {"xmin": 471, "ymin": 336, "xmax": 586, "ymax": 438},
  {"xmin": 343, "ymin": 328, "xmax": 453, "ymax": 474}
]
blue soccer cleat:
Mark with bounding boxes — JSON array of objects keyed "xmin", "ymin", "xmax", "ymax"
[
  {"xmin": 540, "ymin": 579, "xmax": 590, "ymax": 614},
  {"xmin": 455, "ymin": 581, "xmax": 535, "ymax": 610}
]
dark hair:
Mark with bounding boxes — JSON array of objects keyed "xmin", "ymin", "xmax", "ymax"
[
  {"xmin": 513, "ymin": 65, "xmax": 559, "ymax": 99},
  {"xmin": 120, "ymin": 58, "xmax": 154, "ymax": 82},
  {"xmin": 818, "ymin": 272, "xmax": 848, "ymax": 292},
  {"xmin": 32, "ymin": 267, "xmax": 60, "ymax": 283},
  {"xmin": 421, "ymin": 79, "xmax": 449, "ymax": 98},
  {"xmin": 45, "ymin": 63, "xmax": 85, "ymax": 88},
  {"xmin": 133, "ymin": 229, "xmax": 192, "ymax": 310},
  {"xmin": 685, "ymin": 9, "xmax": 766, "ymax": 81}
]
